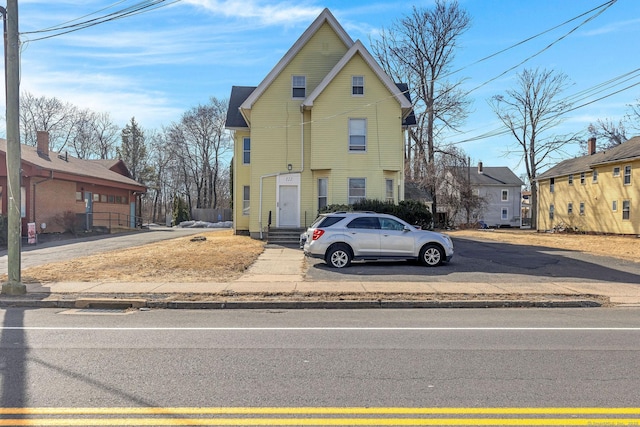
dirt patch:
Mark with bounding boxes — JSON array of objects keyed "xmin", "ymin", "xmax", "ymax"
[
  {"xmin": 10, "ymin": 229, "xmax": 265, "ymax": 284},
  {"xmin": 448, "ymin": 229, "xmax": 640, "ymax": 263}
]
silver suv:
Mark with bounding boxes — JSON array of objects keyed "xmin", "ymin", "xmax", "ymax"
[{"xmin": 302, "ymin": 212, "xmax": 453, "ymax": 268}]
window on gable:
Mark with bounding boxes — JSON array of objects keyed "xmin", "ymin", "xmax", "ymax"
[
  {"xmin": 348, "ymin": 178, "xmax": 366, "ymax": 204},
  {"xmin": 501, "ymin": 189, "xmax": 508, "ymax": 201},
  {"xmin": 352, "ymin": 76, "xmax": 364, "ymax": 95},
  {"xmin": 318, "ymin": 178, "xmax": 328, "ymax": 211},
  {"xmin": 623, "ymin": 165, "xmax": 632, "ymax": 185},
  {"xmin": 292, "ymin": 75, "xmax": 306, "ymax": 98},
  {"xmin": 348, "ymin": 118, "xmax": 367, "ymax": 151},
  {"xmin": 622, "ymin": 200, "xmax": 630, "ymax": 220},
  {"xmin": 243, "ymin": 137, "xmax": 250, "ymax": 164}
]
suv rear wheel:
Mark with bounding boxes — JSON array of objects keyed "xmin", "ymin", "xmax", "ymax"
[
  {"xmin": 326, "ymin": 244, "xmax": 352, "ymax": 268},
  {"xmin": 419, "ymin": 244, "xmax": 444, "ymax": 267}
]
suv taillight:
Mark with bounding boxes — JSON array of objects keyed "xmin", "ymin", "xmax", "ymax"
[{"xmin": 312, "ymin": 229, "xmax": 325, "ymax": 240}]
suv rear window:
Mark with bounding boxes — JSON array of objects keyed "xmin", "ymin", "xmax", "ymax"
[{"xmin": 315, "ymin": 216, "xmax": 345, "ymax": 228}]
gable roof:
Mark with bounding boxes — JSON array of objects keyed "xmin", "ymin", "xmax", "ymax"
[
  {"xmin": 302, "ymin": 40, "xmax": 412, "ymax": 114},
  {"xmin": 464, "ymin": 167, "xmax": 524, "ymax": 186},
  {"xmin": 536, "ymin": 135, "xmax": 640, "ymax": 180},
  {"xmin": 225, "ymin": 86, "xmax": 256, "ymax": 129},
  {"xmin": 0, "ymin": 139, "xmax": 146, "ymax": 191},
  {"xmin": 240, "ymin": 8, "xmax": 353, "ymax": 112}
]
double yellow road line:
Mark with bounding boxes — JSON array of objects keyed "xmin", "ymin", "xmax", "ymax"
[{"xmin": 0, "ymin": 407, "xmax": 639, "ymax": 425}]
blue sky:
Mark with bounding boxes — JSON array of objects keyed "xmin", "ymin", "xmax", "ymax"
[{"xmin": 8, "ymin": 0, "xmax": 640, "ymax": 177}]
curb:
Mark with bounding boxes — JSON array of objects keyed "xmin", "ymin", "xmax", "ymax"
[{"xmin": 0, "ymin": 298, "xmax": 603, "ymax": 310}]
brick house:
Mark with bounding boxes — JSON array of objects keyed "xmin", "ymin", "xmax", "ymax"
[{"xmin": 0, "ymin": 132, "xmax": 147, "ymax": 237}]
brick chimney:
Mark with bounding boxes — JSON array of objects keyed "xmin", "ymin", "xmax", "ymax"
[
  {"xmin": 478, "ymin": 161, "xmax": 484, "ymax": 174},
  {"xmin": 588, "ymin": 137, "xmax": 597, "ymax": 155},
  {"xmin": 37, "ymin": 131, "xmax": 50, "ymax": 159}
]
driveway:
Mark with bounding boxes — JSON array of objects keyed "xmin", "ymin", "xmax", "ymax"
[{"xmin": 304, "ymin": 236, "xmax": 640, "ymax": 285}]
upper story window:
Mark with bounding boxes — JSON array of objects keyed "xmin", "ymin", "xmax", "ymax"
[
  {"xmin": 349, "ymin": 118, "xmax": 367, "ymax": 151},
  {"xmin": 613, "ymin": 166, "xmax": 621, "ymax": 177},
  {"xmin": 550, "ymin": 177, "xmax": 555, "ymax": 193},
  {"xmin": 352, "ymin": 76, "xmax": 364, "ymax": 95},
  {"xmin": 592, "ymin": 169, "xmax": 598, "ymax": 183},
  {"xmin": 501, "ymin": 189, "xmax": 508, "ymax": 201},
  {"xmin": 292, "ymin": 75, "xmax": 306, "ymax": 98},
  {"xmin": 623, "ymin": 165, "xmax": 632, "ymax": 185},
  {"xmin": 242, "ymin": 137, "xmax": 250, "ymax": 164},
  {"xmin": 580, "ymin": 172, "xmax": 586, "ymax": 185},
  {"xmin": 568, "ymin": 174, "xmax": 573, "ymax": 185}
]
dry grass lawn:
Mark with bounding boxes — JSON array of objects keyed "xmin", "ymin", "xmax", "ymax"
[
  {"xmin": 16, "ymin": 229, "xmax": 265, "ymax": 284},
  {"xmin": 6, "ymin": 228, "xmax": 639, "ymax": 284},
  {"xmin": 449, "ymin": 229, "xmax": 640, "ymax": 263}
]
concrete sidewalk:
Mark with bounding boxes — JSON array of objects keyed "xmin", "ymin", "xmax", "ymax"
[{"xmin": 2, "ymin": 245, "xmax": 640, "ymax": 308}]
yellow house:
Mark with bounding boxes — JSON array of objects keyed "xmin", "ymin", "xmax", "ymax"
[
  {"xmin": 536, "ymin": 136, "xmax": 639, "ymax": 235},
  {"xmin": 225, "ymin": 8, "xmax": 414, "ymax": 239}
]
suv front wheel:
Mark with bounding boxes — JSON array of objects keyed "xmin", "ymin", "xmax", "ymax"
[
  {"xmin": 326, "ymin": 244, "xmax": 352, "ymax": 268},
  {"xmin": 419, "ymin": 244, "xmax": 444, "ymax": 267}
]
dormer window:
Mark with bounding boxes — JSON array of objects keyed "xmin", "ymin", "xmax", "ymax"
[
  {"xmin": 352, "ymin": 76, "xmax": 364, "ymax": 95},
  {"xmin": 292, "ymin": 75, "xmax": 306, "ymax": 98}
]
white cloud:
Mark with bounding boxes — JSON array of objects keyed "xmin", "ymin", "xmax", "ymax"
[{"xmin": 182, "ymin": 0, "xmax": 323, "ymax": 26}]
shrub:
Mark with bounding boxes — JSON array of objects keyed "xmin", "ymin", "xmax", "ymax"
[
  {"xmin": 319, "ymin": 199, "xmax": 432, "ymax": 229},
  {"xmin": 53, "ymin": 210, "xmax": 82, "ymax": 234},
  {"xmin": 173, "ymin": 195, "xmax": 191, "ymax": 225}
]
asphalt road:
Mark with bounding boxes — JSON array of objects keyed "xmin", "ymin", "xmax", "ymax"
[
  {"xmin": 306, "ymin": 236, "xmax": 640, "ymax": 285},
  {"xmin": 1, "ymin": 308, "xmax": 639, "ymax": 425}
]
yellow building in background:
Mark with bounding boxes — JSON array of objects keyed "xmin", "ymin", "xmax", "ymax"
[
  {"xmin": 536, "ymin": 136, "xmax": 639, "ymax": 235},
  {"xmin": 225, "ymin": 9, "xmax": 414, "ymax": 239}
]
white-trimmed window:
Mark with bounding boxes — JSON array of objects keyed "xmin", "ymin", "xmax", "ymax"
[
  {"xmin": 501, "ymin": 189, "xmax": 508, "ymax": 201},
  {"xmin": 623, "ymin": 165, "xmax": 631, "ymax": 185},
  {"xmin": 292, "ymin": 75, "xmax": 306, "ymax": 98},
  {"xmin": 549, "ymin": 204, "xmax": 554, "ymax": 220},
  {"xmin": 592, "ymin": 169, "xmax": 598, "ymax": 183},
  {"xmin": 385, "ymin": 179, "xmax": 394, "ymax": 203},
  {"xmin": 613, "ymin": 166, "xmax": 621, "ymax": 177},
  {"xmin": 580, "ymin": 172, "xmax": 586, "ymax": 185},
  {"xmin": 612, "ymin": 200, "xmax": 618, "ymax": 212},
  {"xmin": 550, "ymin": 178, "xmax": 555, "ymax": 193},
  {"xmin": 501, "ymin": 208, "xmax": 508, "ymax": 220},
  {"xmin": 242, "ymin": 186, "xmax": 250, "ymax": 216},
  {"xmin": 242, "ymin": 137, "xmax": 250, "ymax": 164},
  {"xmin": 318, "ymin": 178, "xmax": 328, "ymax": 211},
  {"xmin": 622, "ymin": 200, "xmax": 630, "ymax": 220},
  {"xmin": 568, "ymin": 174, "xmax": 573, "ymax": 185},
  {"xmin": 352, "ymin": 76, "xmax": 364, "ymax": 95},
  {"xmin": 579, "ymin": 202, "xmax": 585, "ymax": 216},
  {"xmin": 348, "ymin": 178, "xmax": 366, "ymax": 204},
  {"xmin": 348, "ymin": 118, "xmax": 367, "ymax": 151},
  {"xmin": 568, "ymin": 202, "xmax": 573, "ymax": 214}
]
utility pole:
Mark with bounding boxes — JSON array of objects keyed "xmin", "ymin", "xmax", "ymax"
[{"xmin": 1, "ymin": 0, "xmax": 25, "ymax": 295}]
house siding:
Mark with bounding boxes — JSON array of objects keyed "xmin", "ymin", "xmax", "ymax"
[{"xmin": 537, "ymin": 159, "xmax": 639, "ymax": 234}]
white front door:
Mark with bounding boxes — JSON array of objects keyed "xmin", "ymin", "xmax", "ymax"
[{"xmin": 277, "ymin": 174, "xmax": 300, "ymax": 228}]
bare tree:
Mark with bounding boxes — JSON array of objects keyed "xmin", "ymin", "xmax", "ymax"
[
  {"xmin": 625, "ymin": 97, "xmax": 640, "ymax": 132},
  {"xmin": 19, "ymin": 92, "xmax": 77, "ymax": 151},
  {"xmin": 586, "ymin": 118, "xmax": 628, "ymax": 151},
  {"xmin": 489, "ymin": 68, "xmax": 578, "ymax": 229},
  {"xmin": 371, "ymin": 1, "xmax": 471, "ymax": 218}
]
